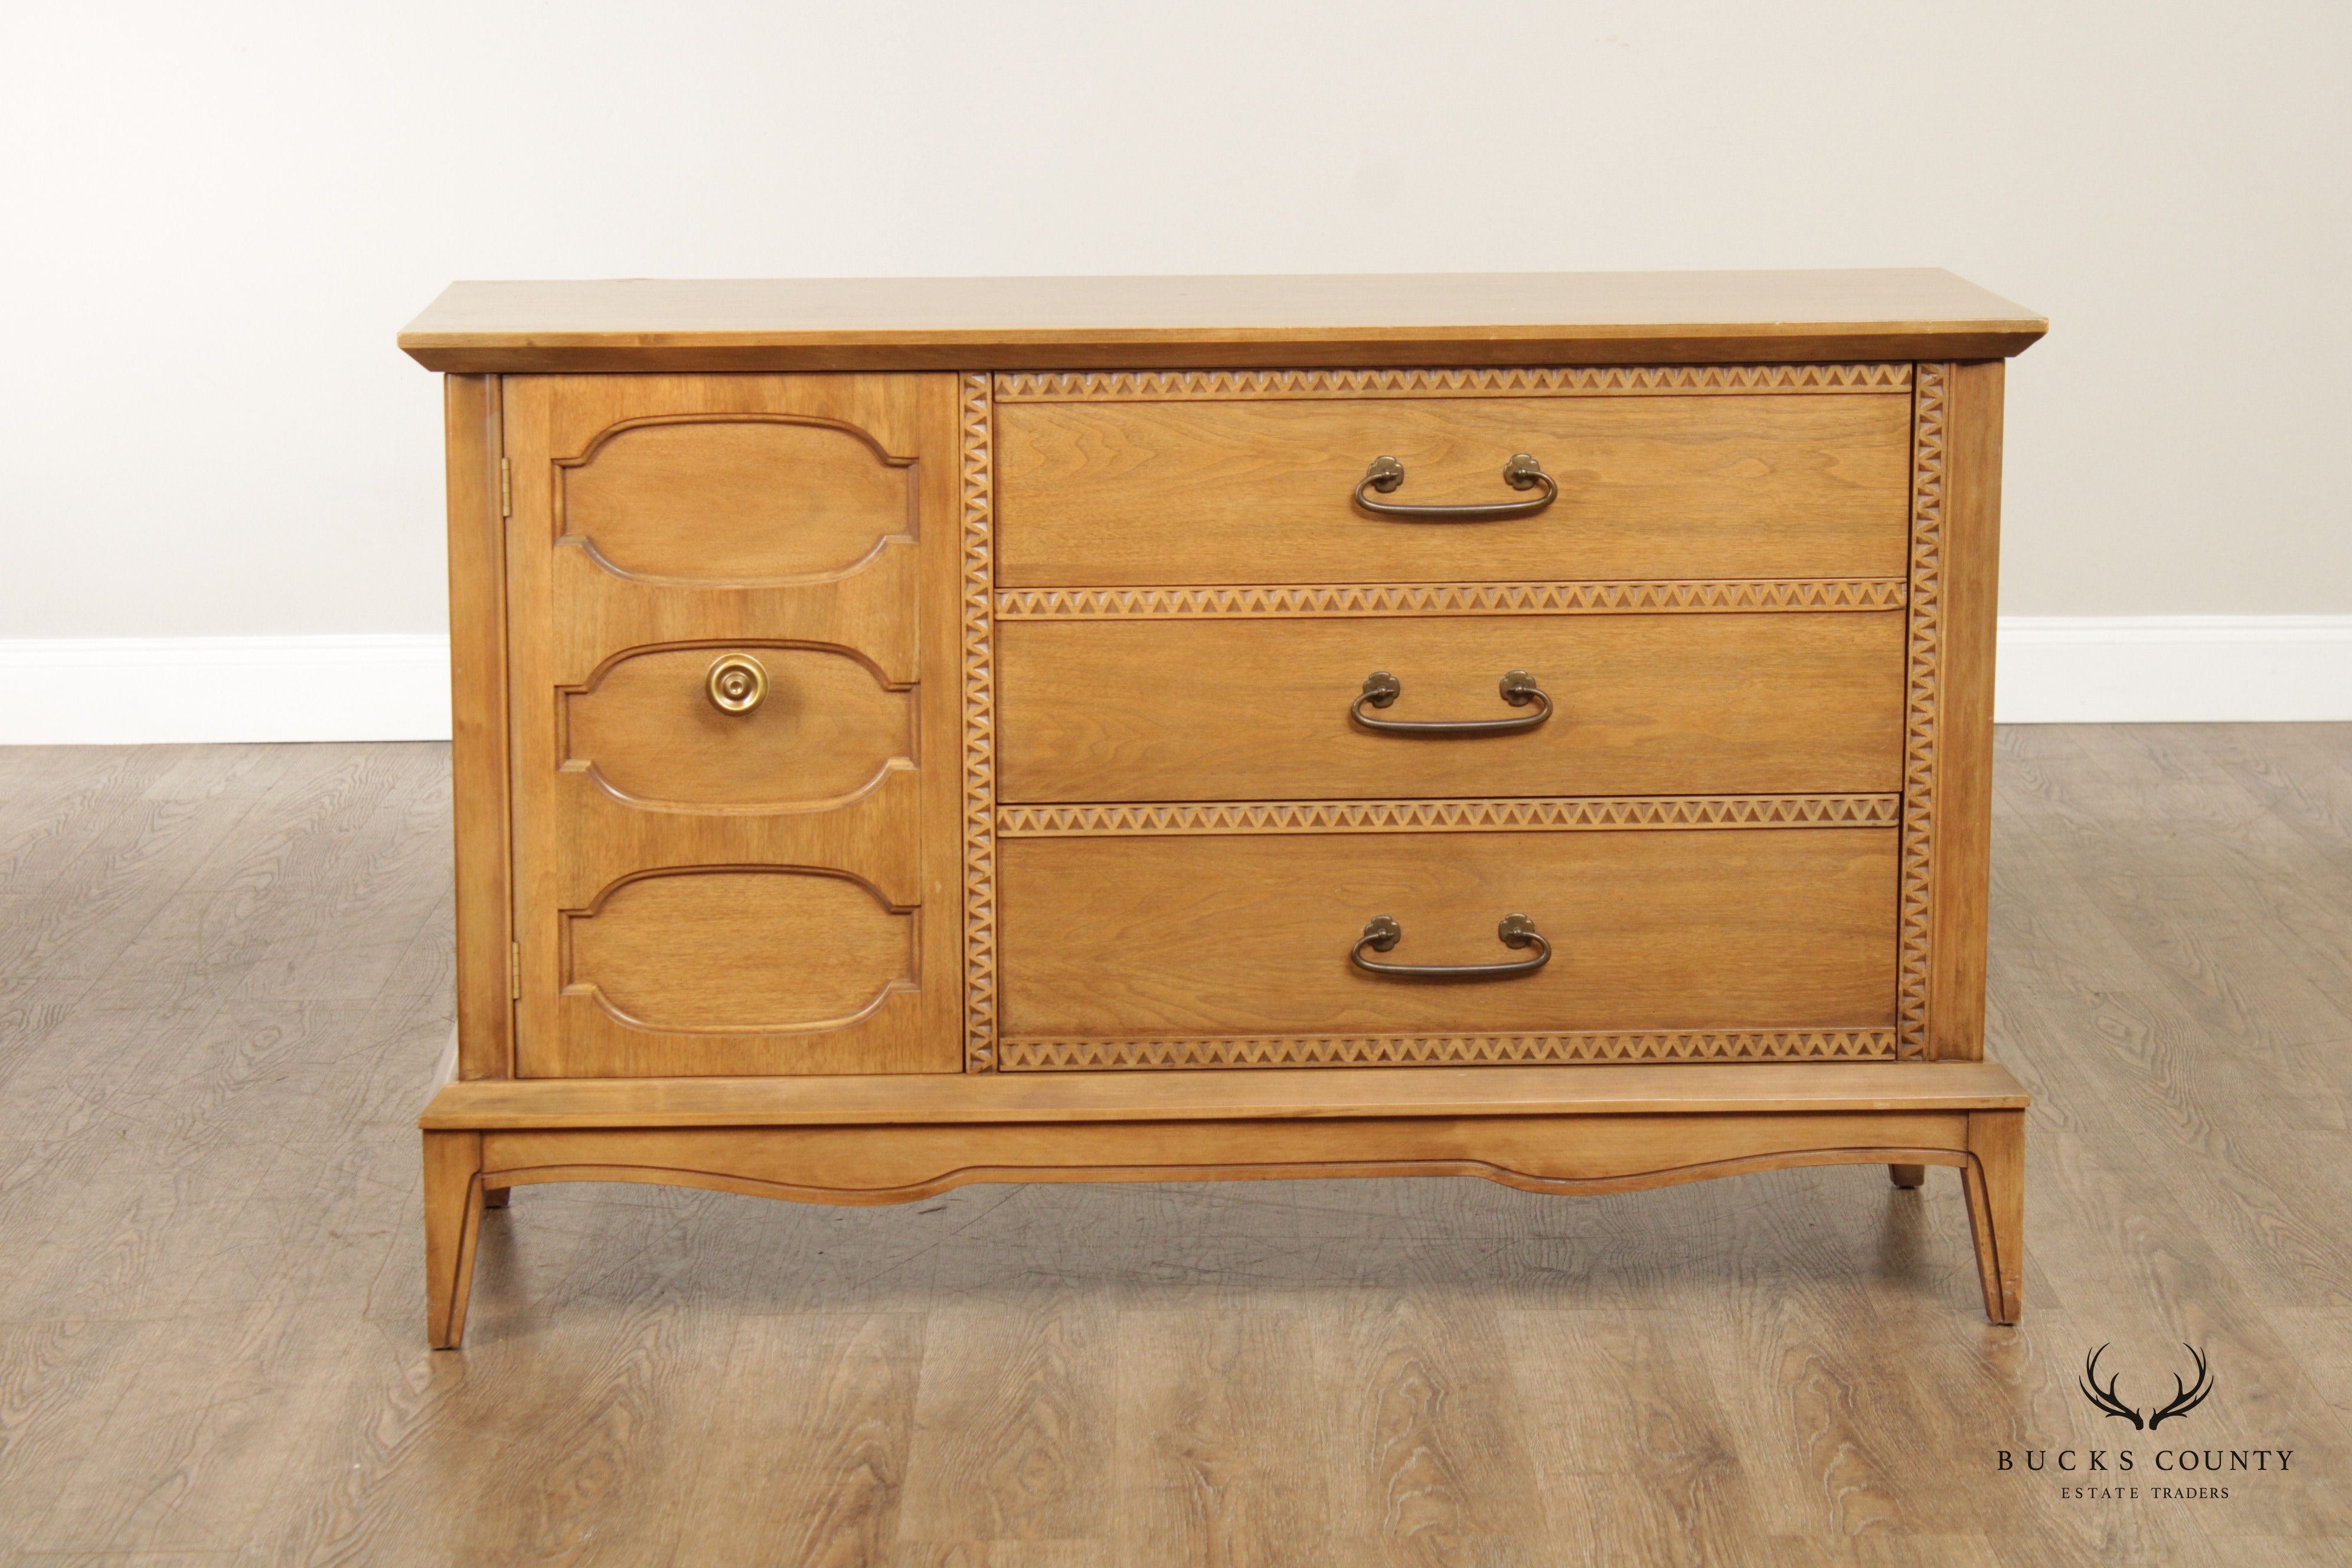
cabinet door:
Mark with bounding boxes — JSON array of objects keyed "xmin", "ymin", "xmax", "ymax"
[{"xmin": 502, "ymin": 374, "xmax": 966, "ymax": 1076}]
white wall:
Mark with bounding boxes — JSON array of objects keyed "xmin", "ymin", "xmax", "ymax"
[{"xmin": 2, "ymin": 2, "xmax": 2348, "ymax": 733}]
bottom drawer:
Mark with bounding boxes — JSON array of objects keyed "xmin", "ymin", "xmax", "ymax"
[{"xmin": 995, "ymin": 827, "xmax": 1899, "ymax": 1068}]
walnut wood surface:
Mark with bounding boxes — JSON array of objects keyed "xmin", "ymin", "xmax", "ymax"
[
  {"xmin": 995, "ymin": 362, "xmax": 1915, "ymax": 400},
  {"xmin": 422, "ymin": 1059, "xmax": 2029, "ymax": 1129},
  {"xmin": 566, "ymin": 867, "xmax": 916, "ymax": 1033},
  {"xmin": 1962, "ymin": 1108, "xmax": 2026, "ymax": 1324},
  {"xmin": 404, "ymin": 293, "xmax": 2037, "ymax": 1370},
  {"xmin": 998, "ymin": 1028, "xmax": 1900, "ymax": 1072},
  {"xmin": 473, "ymin": 1115, "xmax": 1978, "ymax": 1204},
  {"xmin": 997, "ymin": 611, "xmax": 1906, "ymax": 802},
  {"xmin": 560, "ymin": 415, "xmax": 913, "ymax": 580},
  {"xmin": 995, "ymin": 577, "xmax": 1910, "ymax": 619},
  {"xmin": 398, "ymin": 270, "xmax": 2048, "ymax": 371},
  {"xmin": 1928, "ymin": 362, "xmax": 2006, "ymax": 1060},
  {"xmin": 1893, "ymin": 365, "xmax": 1950, "ymax": 1063},
  {"xmin": 420, "ymin": 1130, "xmax": 484, "ymax": 1350},
  {"xmin": 957, "ymin": 374, "xmax": 998, "ymax": 1071},
  {"xmin": 430, "ymin": 1110, "xmax": 2014, "ymax": 1341},
  {"xmin": 997, "ymin": 829, "xmax": 1898, "ymax": 1037},
  {"xmin": 995, "ymin": 392, "xmax": 1912, "ymax": 587},
  {"xmin": 500, "ymin": 374, "xmax": 967, "ymax": 1077},
  {"xmin": 997, "ymin": 794, "xmax": 1901, "ymax": 838},
  {"xmin": 563, "ymin": 643, "xmax": 913, "ymax": 807},
  {"xmin": 20, "ymin": 730, "xmax": 2352, "ymax": 1562},
  {"xmin": 442, "ymin": 375, "xmax": 512, "ymax": 1079}
]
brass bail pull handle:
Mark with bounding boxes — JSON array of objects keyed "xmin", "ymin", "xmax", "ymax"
[
  {"xmin": 1352, "ymin": 669, "xmax": 1551, "ymax": 736},
  {"xmin": 1354, "ymin": 453, "xmax": 1556, "ymax": 521},
  {"xmin": 705, "ymin": 653, "xmax": 768, "ymax": 714},
  {"xmin": 1353, "ymin": 913, "xmax": 1551, "ymax": 979}
]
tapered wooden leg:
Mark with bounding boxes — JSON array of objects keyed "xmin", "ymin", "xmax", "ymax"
[
  {"xmin": 1959, "ymin": 1110, "xmax": 2024, "ymax": 1325},
  {"xmin": 424, "ymin": 1131, "xmax": 486, "ymax": 1350},
  {"xmin": 481, "ymin": 1183, "xmax": 510, "ymax": 1209},
  {"xmin": 1888, "ymin": 1164, "xmax": 1928, "ymax": 1188}
]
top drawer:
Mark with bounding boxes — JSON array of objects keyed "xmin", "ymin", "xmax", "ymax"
[{"xmin": 993, "ymin": 370, "xmax": 1915, "ymax": 587}]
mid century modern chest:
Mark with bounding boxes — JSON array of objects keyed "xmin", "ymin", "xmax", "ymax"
[{"xmin": 401, "ymin": 271, "xmax": 2044, "ymax": 1347}]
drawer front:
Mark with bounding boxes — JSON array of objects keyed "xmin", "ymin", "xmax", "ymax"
[
  {"xmin": 994, "ymin": 381, "xmax": 1913, "ymax": 587},
  {"xmin": 502, "ymin": 373, "xmax": 966, "ymax": 1077},
  {"xmin": 997, "ymin": 610, "xmax": 1905, "ymax": 802},
  {"xmin": 996, "ymin": 829, "xmax": 1899, "ymax": 1055}
]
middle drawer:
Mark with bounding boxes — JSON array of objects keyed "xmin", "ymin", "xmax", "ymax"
[{"xmin": 996, "ymin": 609, "xmax": 1906, "ymax": 802}]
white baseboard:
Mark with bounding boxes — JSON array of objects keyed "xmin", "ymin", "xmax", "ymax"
[
  {"xmin": 0, "ymin": 636, "xmax": 451, "ymax": 744},
  {"xmin": 1995, "ymin": 616, "xmax": 2352, "ymax": 723},
  {"xmin": 1, "ymin": 620, "xmax": 2347, "ymax": 743}
]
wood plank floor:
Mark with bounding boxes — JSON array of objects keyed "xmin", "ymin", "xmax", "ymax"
[{"xmin": 0, "ymin": 727, "xmax": 2346, "ymax": 1566}]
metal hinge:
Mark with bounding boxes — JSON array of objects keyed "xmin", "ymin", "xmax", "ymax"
[
  {"xmin": 509, "ymin": 941, "xmax": 521, "ymax": 1001},
  {"xmin": 498, "ymin": 458, "xmax": 512, "ymax": 517}
]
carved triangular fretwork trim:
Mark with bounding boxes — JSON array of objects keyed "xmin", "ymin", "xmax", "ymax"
[
  {"xmin": 998, "ymin": 1030, "xmax": 1902, "ymax": 1070},
  {"xmin": 994, "ymin": 579, "xmax": 1907, "ymax": 620},
  {"xmin": 959, "ymin": 374, "xmax": 998, "ymax": 1071},
  {"xmin": 1895, "ymin": 364, "xmax": 1949, "ymax": 1062},
  {"xmin": 996, "ymin": 795, "xmax": 1902, "ymax": 838},
  {"xmin": 992, "ymin": 364, "xmax": 1914, "ymax": 401}
]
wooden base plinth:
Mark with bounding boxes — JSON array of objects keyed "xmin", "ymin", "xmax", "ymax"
[{"xmin": 421, "ymin": 1061, "xmax": 2027, "ymax": 1347}]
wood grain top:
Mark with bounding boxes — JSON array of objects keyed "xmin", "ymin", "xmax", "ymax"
[
  {"xmin": 421, "ymin": 1061, "xmax": 2028, "ymax": 1130},
  {"xmin": 398, "ymin": 270, "xmax": 2046, "ymax": 373}
]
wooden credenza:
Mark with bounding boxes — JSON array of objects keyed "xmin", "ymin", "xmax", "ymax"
[{"xmin": 402, "ymin": 272, "xmax": 2044, "ymax": 1347}]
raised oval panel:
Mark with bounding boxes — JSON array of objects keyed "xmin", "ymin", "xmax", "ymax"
[
  {"xmin": 564, "ymin": 645, "xmax": 912, "ymax": 807},
  {"xmin": 560, "ymin": 417, "xmax": 912, "ymax": 581},
  {"xmin": 567, "ymin": 868, "xmax": 915, "ymax": 1034}
]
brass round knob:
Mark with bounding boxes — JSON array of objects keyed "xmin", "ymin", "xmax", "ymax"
[{"xmin": 705, "ymin": 653, "xmax": 767, "ymax": 714}]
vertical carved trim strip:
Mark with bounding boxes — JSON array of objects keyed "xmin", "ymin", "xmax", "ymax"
[
  {"xmin": 1897, "ymin": 364, "xmax": 1948, "ymax": 1060},
  {"xmin": 959, "ymin": 373, "xmax": 997, "ymax": 1070}
]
